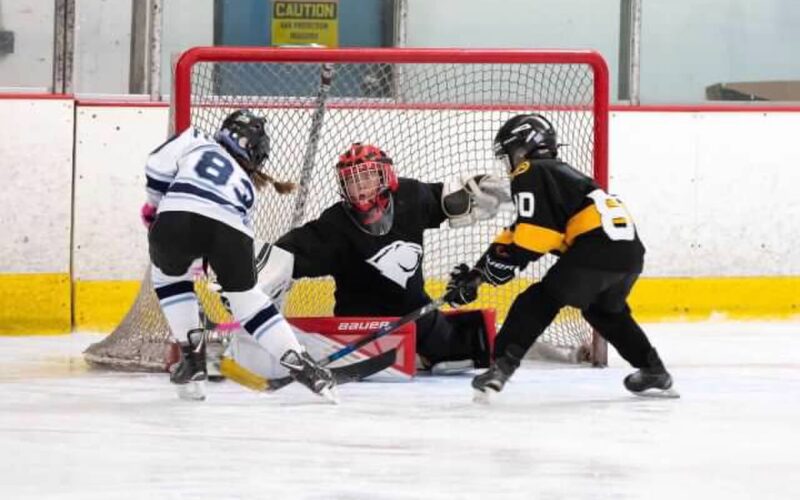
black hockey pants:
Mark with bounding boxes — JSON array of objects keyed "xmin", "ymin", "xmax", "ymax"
[
  {"xmin": 493, "ymin": 258, "xmax": 655, "ymax": 370},
  {"xmin": 149, "ymin": 211, "xmax": 257, "ymax": 292}
]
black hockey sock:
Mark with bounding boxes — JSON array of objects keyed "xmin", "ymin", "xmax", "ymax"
[
  {"xmin": 582, "ymin": 304, "xmax": 654, "ymax": 368},
  {"xmin": 494, "ymin": 284, "xmax": 562, "ymax": 366}
]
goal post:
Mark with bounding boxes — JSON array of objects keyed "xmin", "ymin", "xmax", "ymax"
[{"xmin": 84, "ymin": 47, "xmax": 610, "ymax": 371}]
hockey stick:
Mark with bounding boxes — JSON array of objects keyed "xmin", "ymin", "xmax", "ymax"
[
  {"xmin": 329, "ymin": 271, "xmax": 484, "ymax": 364},
  {"xmin": 203, "ymin": 306, "xmax": 403, "ymax": 393},
  {"xmin": 321, "ymin": 297, "xmax": 446, "ymax": 366},
  {"xmin": 219, "ymin": 348, "xmax": 397, "ymax": 392},
  {"xmin": 290, "ymin": 61, "xmax": 335, "ymax": 228},
  {"xmin": 246, "ymin": 297, "xmax": 446, "ymax": 393}
]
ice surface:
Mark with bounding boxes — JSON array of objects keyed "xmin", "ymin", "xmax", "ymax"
[{"xmin": 1, "ymin": 321, "xmax": 799, "ymax": 499}]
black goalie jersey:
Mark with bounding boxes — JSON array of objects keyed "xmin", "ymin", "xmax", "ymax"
[
  {"xmin": 276, "ymin": 178, "xmax": 446, "ymax": 316},
  {"xmin": 500, "ymin": 158, "xmax": 645, "ymax": 272}
]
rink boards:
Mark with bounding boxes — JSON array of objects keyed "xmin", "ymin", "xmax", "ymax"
[{"xmin": 2, "ymin": 99, "xmax": 800, "ymax": 334}]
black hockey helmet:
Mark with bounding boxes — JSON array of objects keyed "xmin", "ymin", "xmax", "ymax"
[
  {"xmin": 215, "ymin": 109, "xmax": 271, "ymax": 173},
  {"xmin": 335, "ymin": 143, "xmax": 398, "ymax": 236},
  {"xmin": 493, "ymin": 113, "xmax": 558, "ymax": 172}
]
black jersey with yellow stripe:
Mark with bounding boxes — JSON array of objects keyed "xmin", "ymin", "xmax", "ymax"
[{"xmin": 500, "ymin": 158, "xmax": 645, "ymax": 272}]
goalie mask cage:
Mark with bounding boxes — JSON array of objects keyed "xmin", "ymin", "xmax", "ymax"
[{"xmin": 84, "ymin": 47, "xmax": 610, "ymax": 371}]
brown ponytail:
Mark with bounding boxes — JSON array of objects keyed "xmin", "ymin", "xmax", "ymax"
[{"xmin": 250, "ymin": 170, "xmax": 296, "ymax": 194}]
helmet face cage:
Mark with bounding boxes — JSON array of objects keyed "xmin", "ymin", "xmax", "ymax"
[
  {"xmin": 335, "ymin": 143, "xmax": 397, "ymax": 235},
  {"xmin": 337, "ymin": 162, "xmax": 394, "ymax": 212}
]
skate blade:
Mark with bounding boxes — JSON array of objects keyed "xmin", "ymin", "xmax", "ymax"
[
  {"xmin": 206, "ymin": 361, "xmax": 225, "ymax": 383},
  {"xmin": 631, "ymin": 387, "xmax": 680, "ymax": 399},
  {"xmin": 176, "ymin": 380, "xmax": 206, "ymax": 401},
  {"xmin": 472, "ymin": 388, "xmax": 492, "ymax": 405},
  {"xmin": 319, "ymin": 386, "xmax": 340, "ymax": 405}
]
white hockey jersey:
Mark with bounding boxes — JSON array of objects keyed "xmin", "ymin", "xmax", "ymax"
[{"xmin": 145, "ymin": 128, "xmax": 256, "ymax": 237}]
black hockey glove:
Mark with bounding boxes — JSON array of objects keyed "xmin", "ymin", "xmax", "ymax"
[
  {"xmin": 443, "ymin": 263, "xmax": 482, "ymax": 307},
  {"xmin": 475, "ymin": 243, "xmax": 517, "ymax": 286}
]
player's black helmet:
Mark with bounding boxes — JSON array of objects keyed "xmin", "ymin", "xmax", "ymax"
[
  {"xmin": 335, "ymin": 143, "xmax": 399, "ymax": 236},
  {"xmin": 215, "ymin": 109, "xmax": 271, "ymax": 173},
  {"xmin": 493, "ymin": 113, "xmax": 558, "ymax": 172}
]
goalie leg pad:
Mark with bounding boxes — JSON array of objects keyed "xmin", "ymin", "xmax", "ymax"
[
  {"xmin": 442, "ymin": 309, "xmax": 496, "ymax": 368},
  {"xmin": 223, "ymin": 331, "xmax": 287, "ymax": 381},
  {"xmin": 416, "ymin": 310, "xmax": 494, "ymax": 369},
  {"xmin": 415, "ymin": 310, "xmax": 460, "ymax": 365},
  {"xmin": 255, "ymin": 240, "xmax": 295, "ymax": 306}
]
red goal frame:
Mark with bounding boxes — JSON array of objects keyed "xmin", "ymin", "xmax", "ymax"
[
  {"xmin": 174, "ymin": 47, "xmax": 609, "ymax": 186},
  {"xmin": 172, "ymin": 47, "xmax": 610, "ymax": 366}
]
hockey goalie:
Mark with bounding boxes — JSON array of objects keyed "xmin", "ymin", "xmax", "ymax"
[{"xmin": 216, "ymin": 142, "xmax": 509, "ymax": 384}]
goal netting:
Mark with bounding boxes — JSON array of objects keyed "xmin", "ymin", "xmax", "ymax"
[{"xmin": 84, "ymin": 47, "xmax": 610, "ymax": 371}]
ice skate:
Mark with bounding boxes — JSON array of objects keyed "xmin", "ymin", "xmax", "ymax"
[
  {"xmin": 170, "ymin": 329, "xmax": 208, "ymax": 401},
  {"xmin": 471, "ymin": 356, "xmax": 516, "ymax": 404},
  {"xmin": 204, "ymin": 329, "xmax": 231, "ymax": 383},
  {"xmin": 280, "ymin": 349, "xmax": 338, "ymax": 403},
  {"xmin": 624, "ymin": 350, "xmax": 679, "ymax": 398}
]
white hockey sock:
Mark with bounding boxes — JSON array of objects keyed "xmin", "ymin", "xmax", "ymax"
[
  {"xmin": 252, "ymin": 315, "xmax": 304, "ymax": 360},
  {"xmin": 225, "ymin": 289, "xmax": 303, "ymax": 359},
  {"xmin": 151, "ymin": 265, "xmax": 200, "ymax": 343},
  {"xmin": 156, "ymin": 290, "xmax": 199, "ymax": 343}
]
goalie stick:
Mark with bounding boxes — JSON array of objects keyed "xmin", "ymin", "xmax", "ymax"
[
  {"xmin": 290, "ymin": 60, "xmax": 335, "ymax": 228},
  {"xmin": 200, "ymin": 308, "xmax": 401, "ymax": 393}
]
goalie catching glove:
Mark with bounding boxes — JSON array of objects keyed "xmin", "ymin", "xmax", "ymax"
[{"xmin": 442, "ymin": 174, "xmax": 512, "ymax": 228}]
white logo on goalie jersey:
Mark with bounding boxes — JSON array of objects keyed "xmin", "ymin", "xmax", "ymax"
[{"xmin": 366, "ymin": 241, "xmax": 423, "ymax": 289}]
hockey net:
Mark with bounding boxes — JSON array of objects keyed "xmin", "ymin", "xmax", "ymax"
[{"xmin": 84, "ymin": 47, "xmax": 610, "ymax": 371}]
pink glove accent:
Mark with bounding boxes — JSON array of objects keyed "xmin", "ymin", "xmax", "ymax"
[
  {"xmin": 140, "ymin": 203, "xmax": 157, "ymax": 229},
  {"xmin": 215, "ymin": 321, "xmax": 242, "ymax": 332}
]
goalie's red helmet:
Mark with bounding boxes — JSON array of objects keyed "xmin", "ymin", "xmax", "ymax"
[{"xmin": 335, "ymin": 143, "xmax": 398, "ymax": 236}]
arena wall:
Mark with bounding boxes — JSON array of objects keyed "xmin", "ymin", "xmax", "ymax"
[
  {"xmin": 0, "ymin": 97, "xmax": 74, "ymax": 333},
  {"xmin": 0, "ymin": 98, "xmax": 798, "ymax": 333}
]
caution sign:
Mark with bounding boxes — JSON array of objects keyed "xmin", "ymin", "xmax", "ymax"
[{"xmin": 272, "ymin": 0, "xmax": 339, "ymax": 48}]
